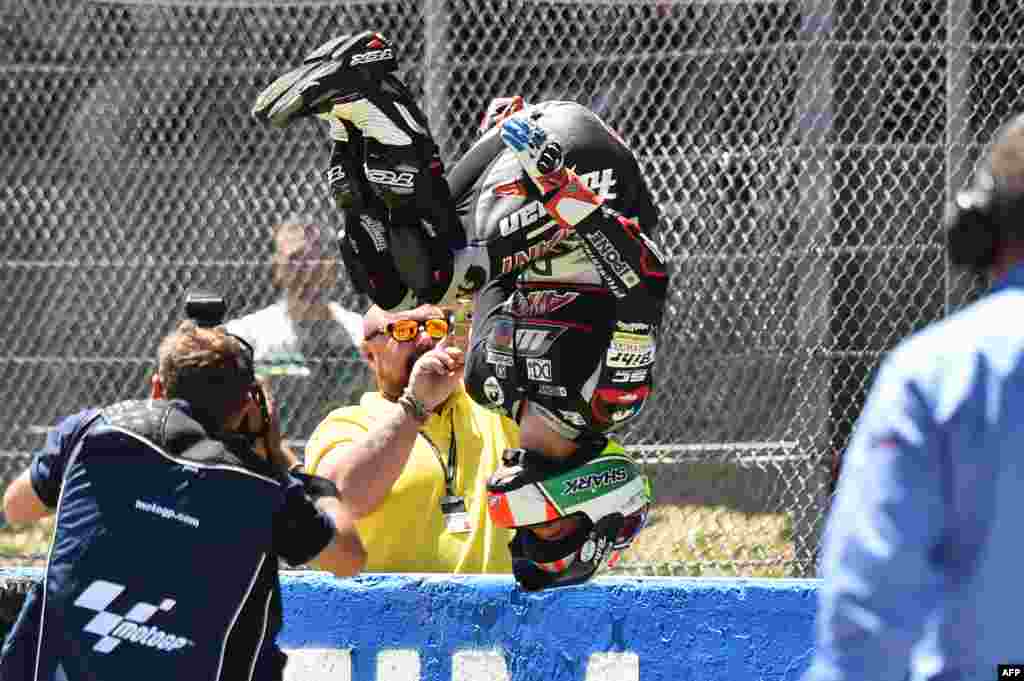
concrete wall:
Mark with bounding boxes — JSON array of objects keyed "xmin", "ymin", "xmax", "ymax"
[
  {"xmin": 0, "ymin": 569, "xmax": 820, "ymax": 680},
  {"xmin": 279, "ymin": 573, "xmax": 819, "ymax": 681}
]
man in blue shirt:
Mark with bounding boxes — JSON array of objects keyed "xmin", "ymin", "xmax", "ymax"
[
  {"xmin": 0, "ymin": 313, "xmax": 366, "ymax": 681},
  {"xmin": 803, "ymin": 114, "xmax": 1024, "ymax": 681}
]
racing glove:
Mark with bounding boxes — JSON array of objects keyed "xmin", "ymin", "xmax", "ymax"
[
  {"xmin": 500, "ymin": 114, "xmax": 604, "ymax": 229},
  {"xmin": 479, "ymin": 95, "xmax": 526, "ymax": 136}
]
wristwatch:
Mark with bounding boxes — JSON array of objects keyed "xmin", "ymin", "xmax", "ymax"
[{"xmin": 398, "ymin": 388, "xmax": 430, "ymax": 423}]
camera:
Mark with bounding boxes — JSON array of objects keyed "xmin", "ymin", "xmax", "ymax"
[
  {"xmin": 185, "ymin": 291, "xmax": 228, "ymax": 327},
  {"xmin": 183, "ymin": 291, "xmax": 272, "ymax": 443}
]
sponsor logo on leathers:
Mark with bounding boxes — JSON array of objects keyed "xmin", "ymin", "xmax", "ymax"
[
  {"xmin": 525, "ymin": 358, "xmax": 553, "ymax": 382},
  {"xmin": 495, "ymin": 168, "xmax": 618, "ymax": 273},
  {"xmin": 508, "ymin": 290, "xmax": 580, "ymax": 317},
  {"xmin": 483, "ymin": 376, "xmax": 505, "ymax": 406},
  {"xmin": 615, "ymin": 321, "xmax": 651, "ymax": 334},
  {"xmin": 584, "ymin": 231, "xmax": 640, "ymax": 292},
  {"xmin": 366, "ymin": 168, "xmax": 416, "ymax": 189},
  {"xmin": 500, "ymin": 225, "xmax": 574, "ymax": 274},
  {"xmin": 606, "ymin": 334, "xmax": 655, "ymax": 368},
  {"xmin": 350, "ymin": 48, "xmax": 394, "ymax": 65},
  {"xmin": 489, "ymin": 322, "xmax": 566, "ymax": 358},
  {"xmin": 611, "ymin": 368, "xmax": 648, "ymax": 384}
]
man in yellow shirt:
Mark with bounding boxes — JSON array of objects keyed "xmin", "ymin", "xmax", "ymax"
[{"xmin": 304, "ymin": 304, "xmax": 519, "ymax": 573}]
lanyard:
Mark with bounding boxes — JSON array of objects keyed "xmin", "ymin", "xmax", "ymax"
[{"xmin": 421, "ymin": 411, "xmax": 458, "ymax": 503}]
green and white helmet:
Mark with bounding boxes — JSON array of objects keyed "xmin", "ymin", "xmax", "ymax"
[{"xmin": 486, "ymin": 438, "xmax": 653, "ymax": 590}]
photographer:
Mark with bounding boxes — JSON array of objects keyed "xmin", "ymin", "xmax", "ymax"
[{"xmin": 0, "ymin": 294, "xmax": 366, "ymax": 681}]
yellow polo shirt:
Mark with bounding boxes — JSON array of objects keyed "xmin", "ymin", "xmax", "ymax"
[{"xmin": 304, "ymin": 386, "xmax": 519, "ymax": 573}]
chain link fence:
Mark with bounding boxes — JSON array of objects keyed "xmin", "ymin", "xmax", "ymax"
[{"xmin": 0, "ymin": 0, "xmax": 1016, "ymax": 576}]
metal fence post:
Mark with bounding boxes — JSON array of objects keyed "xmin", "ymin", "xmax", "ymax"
[
  {"xmin": 792, "ymin": 0, "xmax": 835, "ymax": 577},
  {"xmin": 945, "ymin": 0, "xmax": 976, "ymax": 314},
  {"xmin": 422, "ymin": 0, "xmax": 451, "ymax": 162}
]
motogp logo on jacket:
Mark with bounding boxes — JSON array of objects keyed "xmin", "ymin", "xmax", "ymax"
[{"xmin": 74, "ymin": 580, "xmax": 193, "ymax": 654}]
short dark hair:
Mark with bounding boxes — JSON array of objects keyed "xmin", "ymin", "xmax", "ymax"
[{"xmin": 157, "ymin": 320, "xmax": 252, "ymax": 428}]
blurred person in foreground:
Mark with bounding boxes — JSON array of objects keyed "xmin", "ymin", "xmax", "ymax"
[
  {"xmin": 254, "ymin": 31, "xmax": 663, "ymax": 590},
  {"xmin": 226, "ymin": 216, "xmax": 374, "ymax": 440},
  {"xmin": 304, "ymin": 302, "xmax": 521, "ymax": 573},
  {"xmin": 0, "ymin": 295, "xmax": 365, "ymax": 681},
  {"xmin": 802, "ymin": 113, "xmax": 1024, "ymax": 681}
]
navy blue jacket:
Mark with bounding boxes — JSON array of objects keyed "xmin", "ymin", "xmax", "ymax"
[{"xmin": 0, "ymin": 399, "xmax": 335, "ymax": 681}]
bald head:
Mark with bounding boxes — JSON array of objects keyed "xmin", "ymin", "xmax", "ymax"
[{"xmin": 989, "ymin": 114, "xmax": 1024, "ymax": 195}]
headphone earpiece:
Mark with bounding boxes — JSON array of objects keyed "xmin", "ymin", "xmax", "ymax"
[
  {"xmin": 946, "ymin": 187, "xmax": 999, "ymax": 272},
  {"xmin": 945, "ymin": 112, "xmax": 1024, "ymax": 274}
]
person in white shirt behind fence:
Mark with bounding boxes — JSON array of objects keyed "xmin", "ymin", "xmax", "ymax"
[{"xmin": 227, "ymin": 216, "xmax": 374, "ymax": 440}]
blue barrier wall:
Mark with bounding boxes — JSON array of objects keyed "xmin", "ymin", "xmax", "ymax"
[
  {"xmin": 280, "ymin": 573, "xmax": 819, "ymax": 681},
  {"xmin": 0, "ymin": 569, "xmax": 820, "ymax": 680}
]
